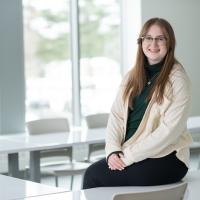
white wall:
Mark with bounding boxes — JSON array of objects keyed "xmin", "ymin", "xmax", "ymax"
[
  {"xmin": 0, "ymin": 0, "xmax": 25, "ymax": 134},
  {"xmin": 141, "ymin": 0, "xmax": 200, "ymax": 116},
  {"xmin": 124, "ymin": 0, "xmax": 200, "ymax": 116},
  {"xmin": 121, "ymin": 0, "xmax": 142, "ymax": 74}
]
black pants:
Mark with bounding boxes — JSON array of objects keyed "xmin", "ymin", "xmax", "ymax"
[{"xmin": 82, "ymin": 152, "xmax": 188, "ymax": 189}]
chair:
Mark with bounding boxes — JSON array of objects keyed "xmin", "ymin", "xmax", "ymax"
[
  {"xmin": 26, "ymin": 117, "xmax": 90, "ymax": 189},
  {"xmin": 85, "ymin": 113, "xmax": 109, "ymax": 162},
  {"xmin": 27, "ymin": 117, "xmax": 71, "ymax": 135},
  {"xmin": 112, "ymin": 182, "xmax": 187, "ymax": 200},
  {"xmin": 27, "ymin": 118, "xmax": 72, "ymax": 164}
]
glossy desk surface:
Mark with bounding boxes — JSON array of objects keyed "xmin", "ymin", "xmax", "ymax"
[
  {"xmin": 1, "ymin": 116, "xmax": 200, "ymax": 154},
  {"xmin": 1, "ymin": 114, "xmax": 200, "ymax": 154},
  {"xmin": 0, "ymin": 117, "xmax": 200, "ymax": 182},
  {"xmin": 0, "ymin": 128, "xmax": 106, "ymax": 182},
  {"xmin": 16, "ymin": 170, "xmax": 200, "ymax": 200},
  {"xmin": 0, "ymin": 128, "xmax": 106, "ymax": 154},
  {"xmin": 0, "ymin": 174, "xmax": 67, "ymax": 200}
]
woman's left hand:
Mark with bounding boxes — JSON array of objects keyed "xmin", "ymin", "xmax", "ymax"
[{"xmin": 108, "ymin": 153, "xmax": 126, "ymax": 171}]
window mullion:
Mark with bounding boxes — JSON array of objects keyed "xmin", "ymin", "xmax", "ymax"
[{"xmin": 70, "ymin": 0, "xmax": 81, "ymax": 126}]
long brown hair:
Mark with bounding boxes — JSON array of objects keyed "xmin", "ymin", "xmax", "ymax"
[{"xmin": 123, "ymin": 18, "xmax": 179, "ymax": 108}]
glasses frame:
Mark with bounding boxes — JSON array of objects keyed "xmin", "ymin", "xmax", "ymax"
[{"xmin": 140, "ymin": 35, "xmax": 167, "ymax": 46}]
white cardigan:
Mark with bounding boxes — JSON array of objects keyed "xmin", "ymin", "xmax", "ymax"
[{"xmin": 105, "ymin": 63, "xmax": 193, "ymax": 167}]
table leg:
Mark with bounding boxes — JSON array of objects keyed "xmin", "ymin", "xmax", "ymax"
[
  {"xmin": 29, "ymin": 151, "xmax": 40, "ymax": 182},
  {"xmin": 8, "ymin": 153, "xmax": 20, "ymax": 178}
]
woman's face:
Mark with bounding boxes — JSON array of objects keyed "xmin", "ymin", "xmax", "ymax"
[{"xmin": 142, "ymin": 24, "xmax": 167, "ymax": 65}]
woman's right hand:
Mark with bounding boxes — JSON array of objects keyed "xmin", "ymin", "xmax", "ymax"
[{"xmin": 108, "ymin": 153, "xmax": 126, "ymax": 171}]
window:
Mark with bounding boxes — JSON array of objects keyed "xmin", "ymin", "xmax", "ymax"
[
  {"xmin": 79, "ymin": 0, "xmax": 121, "ymax": 116},
  {"xmin": 23, "ymin": 0, "xmax": 72, "ymax": 122},
  {"xmin": 23, "ymin": 0, "xmax": 121, "ymax": 124}
]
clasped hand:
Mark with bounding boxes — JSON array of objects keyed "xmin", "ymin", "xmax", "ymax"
[{"xmin": 108, "ymin": 153, "xmax": 126, "ymax": 171}]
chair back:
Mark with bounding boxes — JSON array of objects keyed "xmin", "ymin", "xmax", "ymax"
[
  {"xmin": 27, "ymin": 118, "xmax": 70, "ymax": 134},
  {"xmin": 112, "ymin": 182, "xmax": 187, "ymax": 200},
  {"xmin": 85, "ymin": 113, "xmax": 109, "ymax": 129},
  {"xmin": 27, "ymin": 118, "xmax": 71, "ymax": 159}
]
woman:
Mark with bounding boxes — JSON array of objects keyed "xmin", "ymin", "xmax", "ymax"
[{"xmin": 83, "ymin": 18, "xmax": 192, "ymax": 189}]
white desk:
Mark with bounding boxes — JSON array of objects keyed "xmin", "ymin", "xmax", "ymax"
[
  {"xmin": 0, "ymin": 174, "xmax": 67, "ymax": 200},
  {"xmin": 0, "ymin": 128, "xmax": 106, "ymax": 182},
  {"xmin": 15, "ymin": 170, "xmax": 200, "ymax": 200},
  {"xmin": 1, "ymin": 118, "xmax": 200, "ymax": 183}
]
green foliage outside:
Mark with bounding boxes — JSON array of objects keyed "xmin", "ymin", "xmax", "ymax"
[{"xmin": 30, "ymin": 0, "xmax": 120, "ymax": 63}]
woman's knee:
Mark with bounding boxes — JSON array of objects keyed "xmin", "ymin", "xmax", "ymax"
[
  {"xmin": 83, "ymin": 159, "xmax": 107, "ymax": 189},
  {"xmin": 84, "ymin": 164, "xmax": 95, "ymax": 180},
  {"xmin": 83, "ymin": 164, "xmax": 98, "ymax": 189},
  {"xmin": 84, "ymin": 160, "xmax": 104, "ymax": 180}
]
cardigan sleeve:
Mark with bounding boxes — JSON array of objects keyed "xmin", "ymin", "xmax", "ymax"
[
  {"xmin": 105, "ymin": 72, "xmax": 129, "ymax": 159},
  {"xmin": 121, "ymin": 69, "xmax": 192, "ymax": 166}
]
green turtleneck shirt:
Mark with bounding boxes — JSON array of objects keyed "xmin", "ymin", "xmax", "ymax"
[{"xmin": 125, "ymin": 61, "xmax": 163, "ymax": 141}]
